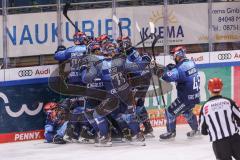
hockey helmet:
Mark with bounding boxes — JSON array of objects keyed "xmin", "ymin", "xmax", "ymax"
[
  {"xmin": 117, "ymin": 36, "xmax": 132, "ymax": 49},
  {"xmin": 170, "ymin": 46, "xmax": 187, "ymax": 59},
  {"xmin": 102, "ymin": 42, "xmax": 117, "ymax": 58},
  {"xmin": 97, "ymin": 34, "xmax": 110, "ymax": 45},
  {"xmin": 208, "ymin": 78, "xmax": 223, "ymax": 93},
  {"xmin": 73, "ymin": 31, "xmax": 87, "ymax": 45},
  {"xmin": 43, "ymin": 102, "xmax": 58, "ymax": 112},
  {"xmin": 90, "ymin": 42, "xmax": 102, "ymax": 55}
]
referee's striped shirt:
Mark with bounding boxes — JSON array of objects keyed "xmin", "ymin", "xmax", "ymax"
[{"xmin": 199, "ymin": 95, "xmax": 240, "ymax": 142}]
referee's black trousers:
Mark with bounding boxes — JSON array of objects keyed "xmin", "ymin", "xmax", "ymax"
[{"xmin": 212, "ymin": 133, "xmax": 240, "ymax": 160}]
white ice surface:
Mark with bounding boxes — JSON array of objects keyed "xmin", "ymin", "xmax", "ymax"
[{"xmin": 0, "ymin": 125, "xmax": 215, "ymax": 160}]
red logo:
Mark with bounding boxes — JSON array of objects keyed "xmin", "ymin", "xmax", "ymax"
[
  {"xmin": 35, "ymin": 68, "xmax": 50, "ymax": 75},
  {"xmin": 204, "ymin": 106, "xmax": 209, "ymax": 115}
]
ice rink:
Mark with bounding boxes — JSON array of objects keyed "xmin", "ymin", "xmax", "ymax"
[{"xmin": 0, "ymin": 125, "xmax": 215, "ymax": 160}]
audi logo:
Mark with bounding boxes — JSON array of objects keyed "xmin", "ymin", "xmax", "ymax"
[
  {"xmin": 18, "ymin": 70, "xmax": 33, "ymax": 77},
  {"xmin": 217, "ymin": 53, "xmax": 232, "ymax": 60}
]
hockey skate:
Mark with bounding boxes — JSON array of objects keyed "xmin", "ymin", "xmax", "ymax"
[
  {"xmin": 78, "ymin": 126, "xmax": 96, "ymax": 144},
  {"xmin": 130, "ymin": 132, "xmax": 146, "ymax": 146},
  {"xmin": 53, "ymin": 135, "xmax": 66, "ymax": 144},
  {"xmin": 95, "ymin": 135, "xmax": 112, "ymax": 147},
  {"xmin": 142, "ymin": 121, "xmax": 155, "ymax": 138},
  {"xmin": 63, "ymin": 123, "xmax": 79, "ymax": 143},
  {"xmin": 78, "ymin": 136, "xmax": 95, "ymax": 144},
  {"xmin": 63, "ymin": 134, "xmax": 78, "ymax": 143},
  {"xmin": 186, "ymin": 130, "xmax": 201, "ymax": 138},
  {"xmin": 121, "ymin": 128, "xmax": 132, "ymax": 142},
  {"xmin": 159, "ymin": 131, "xmax": 176, "ymax": 140}
]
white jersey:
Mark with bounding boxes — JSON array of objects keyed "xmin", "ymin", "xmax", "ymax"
[{"xmin": 199, "ymin": 95, "xmax": 240, "ymax": 142}]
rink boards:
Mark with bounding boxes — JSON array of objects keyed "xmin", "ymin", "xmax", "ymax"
[{"xmin": 0, "ymin": 51, "xmax": 240, "ymax": 143}]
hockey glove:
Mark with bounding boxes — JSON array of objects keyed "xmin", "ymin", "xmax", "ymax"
[
  {"xmin": 142, "ymin": 55, "xmax": 151, "ymax": 63},
  {"xmin": 153, "ymin": 64, "xmax": 165, "ymax": 77},
  {"xmin": 166, "ymin": 63, "xmax": 176, "ymax": 70},
  {"xmin": 55, "ymin": 45, "xmax": 66, "ymax": 53}
]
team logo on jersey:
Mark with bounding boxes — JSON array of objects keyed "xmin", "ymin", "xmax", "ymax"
[
  {"xmin": 0, "ymin": 92, "xmax": 43, "ymax": 118},
  {"xmin": 167, "ymin": 71, "xmax": 173, "ymax": 77}
]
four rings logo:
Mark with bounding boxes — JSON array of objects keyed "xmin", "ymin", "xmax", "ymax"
[
  {"xmin": 18, "ymin": 70, "xmax": 33, "ymax": 77},
  {"xmin": 217, "ymin": 53, "xmax": 232, "ymax": 60}
]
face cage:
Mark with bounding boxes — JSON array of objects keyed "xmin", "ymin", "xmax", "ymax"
[
  {"xmin": 78, "ymin": 98, "xmax": 86, "ymax": 108},
  {"xmin": 103, "ymin": 49, "xmax": 116, "ymax": 58},
  {"xmin": 74, "ymin": 36, "xmax": 86, "ymax": 45},
  {"xmin": 123, "ymin": 40, "xmax": 132, "ymax": 48}
]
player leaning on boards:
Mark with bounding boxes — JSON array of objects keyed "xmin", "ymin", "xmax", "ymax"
[
  {"xmin": 158, "ymin": 46, "xmax": 201, "ymax": 140},
  {"xmin": 199, "ymin": 78, "xmax": 240, "ymax": 160}
]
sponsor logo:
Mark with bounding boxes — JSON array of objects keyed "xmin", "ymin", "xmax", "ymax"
[
  {"xmin": 190, "ymin": 56, "xmax": 204, "ymax": 62},
  {"xmin": 204, "ymin": 106, "xmax": 209, "ymax": 115},
  {"xmin": 0, "ymin": 130, "xmax": 44, "ymax": 143},
  {"xmin": 15, "ymin": 131, "xmax": 40, "ymax": 141},
  {"xmin": 18, "ymin": 70, "xmax": 33, "ymax": 77},
  {"xmin": 234, "ymin": 53, "xmax": 240, "ymax": 59},
  {"xmin": 217, "ymin": 53, "xmax": 232, "ymax": 60},
  {"xmin": 35, "ymin": 68, "xmax": 50, "ymax": 75},
  {"xmin": 0, "ymin": 92, "xmax": 43, "ymax": 118},
  {"xmin": 150, "ymin": 118, "xmax": 165, "ymax": 127}
]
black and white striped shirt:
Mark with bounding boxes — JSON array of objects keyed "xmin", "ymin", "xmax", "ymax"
[{"xmin": 199, "ymin": 95, "xmax": 240, "ymax": 142}]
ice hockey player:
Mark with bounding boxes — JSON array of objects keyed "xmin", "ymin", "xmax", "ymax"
[
  {"xmin": 54, "ymin": 32, "xmax": 100, "ymax": 143},
  {"xmin": 81, "ymin": 42, "xmax": 151, "ymax": 146},
  {"xmin": 54, "ymin": 31, "xmax": 88, "ymax": 85},
  {"xmin": 117, "ymin": 36, "xmax": 154, "ymax": 137},
  {"xmin": 199, "ymin": 78, "xmax": 240, "ymax": 160},
  {"xmin": 59, "ymin": 97, "xmax": 96, "ymax": 144},
  {"xmin": 43, "ymin": 102, "xmax": 68, "ymax": 144},
  {"xmin": 159, "ymin": 46, "xmax": 200, "ymax": 140}
]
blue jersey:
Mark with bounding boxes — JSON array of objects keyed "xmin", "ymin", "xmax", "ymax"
[
  {"xmin": 81, "ymin": 55, "xmax": 150, "ymax": 92},
  {"xmin": 81, "ymin": 55, "xmax": 150, "ymax": 106},
  {"xmin": 54, "ymin": 45, "xmax": 87, "ymax": 83},
  {"xmin": 86, "ymin": 78, "xmax": 105, "ymax": 108},
  {"xmin": 162, "ymin": 59, "xmax": 200, "ymax": 104},
  {"xmin": 126, "ymin": 48, "xmax": 142, "ymax": 63},
  {"xmin": 126, "ymin": 48, "xmax": 144, "ymax": 77}
]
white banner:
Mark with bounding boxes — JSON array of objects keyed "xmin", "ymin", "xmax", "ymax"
[
  {"xmin": 1, "ymin": 65, "xmax": 58, "ymax": 81},
  {"xmin": 0, "ymin": 69, "xmax": 4, "ymax": 81},
  {"xmin": 0, "ymin": 2, "xmax": 239, "ymax": 57},
  {"xmin": 0, "ymin": 15, "xmax": 3, "ymax": 59},
  {"xmin": 186, "ymin": 52, "xmax": 210, "ymax": 64},
  {"xmin": 210, "ymin": 50, "xmax": 240, "ymax": 63}
]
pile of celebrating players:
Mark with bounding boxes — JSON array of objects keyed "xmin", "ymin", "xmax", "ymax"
[{"xmin": 43, "ymin": 31, "xmax": 202, "ymax": 147}]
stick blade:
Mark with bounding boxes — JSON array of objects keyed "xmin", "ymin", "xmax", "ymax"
[
  {"xmin": 149, "ymin": 22, "xmax": 155, "ymax": 34},
  {"xmin": 112, "ymin": 15, "xmax": 119, "ymax": 24},
  {"xmin": 63, "ymin": 2, "xmax": 71, "ymax": 16},
  {"xmin": 135, "ymin": 21, "xmax": 141, "ymax": 33}
]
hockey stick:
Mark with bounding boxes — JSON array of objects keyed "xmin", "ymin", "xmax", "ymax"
[
  {"xmin": 113, "ymin": 15, "xmax": 123, "ymax": 38},
  {"xmin": 63, "ymin": 2, "xmax": 80, "ymax": 32},
  {"xmin": 113, "ymin": 14, "xmax": 128, "ymax": 56},
  {"xmin": 112, "ymin": 14, "xmax": 153, "ymax": 50},
  {"xmin": 135, "ymin": 21, "xmax": 160, "ymax": 105},
  {"xmin": 151, "ymin": 26, "xmax": 167, "ymax": 109}
]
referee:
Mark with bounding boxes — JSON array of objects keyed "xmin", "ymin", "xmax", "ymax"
[{"xmin": 199, "ymin": 77, "xmax": 240, "ymax": 160}]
